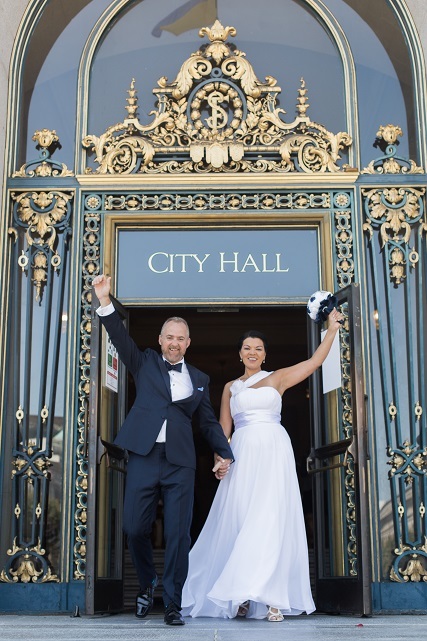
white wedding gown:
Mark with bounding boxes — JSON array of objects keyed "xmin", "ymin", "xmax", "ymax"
[{"xmin": 181, "ymin": 370, "xmax": 315, "ymax": 619}]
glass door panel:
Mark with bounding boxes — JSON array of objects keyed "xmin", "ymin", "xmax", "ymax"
[{"xmin": 86, "ymin": 295, "xmax": 128, "ymax": 614}]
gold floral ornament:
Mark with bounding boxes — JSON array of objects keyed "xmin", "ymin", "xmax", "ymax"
[
  {"xmin": 362, "ymin": 180, "xmax": 426, "ymax": 285},
  {"xmin": 10, "ymin": 190, "xmax": 73, "ymax": 301},
  {"xmin": 83, "ymin": 21, "xmax": 352, "ymax": 174},
  {"xmin": 12, "ymin": 129, "xmax": 73, "ymax": 178},
  {"xmin": 362, "ymin": 124, "xmax": 424, "ymax": 175},
  {"xmin": 0, "ymin": 538, "xmax": 59, "ymax": 583},
  {"xmin": 387, "ymin": 439, "xmax": 427, "ymax": 485},
  {"xmin": 390, "ymin": 538, "xmax": 427, "ymax": 583}
]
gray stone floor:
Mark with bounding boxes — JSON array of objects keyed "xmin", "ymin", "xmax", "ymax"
[{"xmin": 0, "ymin": 613, "xmax": 426, "ymax": 641}]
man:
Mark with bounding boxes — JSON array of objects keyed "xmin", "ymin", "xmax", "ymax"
[{"xmin": 92, "ymin": 274, "xmax": 233, "ymax": 626}]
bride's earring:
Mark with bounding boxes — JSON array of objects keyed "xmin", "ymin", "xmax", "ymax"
[
  {"xmin": 240, "ymin": 358, "xmax": 243, "ymax": 362},
  {"xmin": 263, "ymin": 359, "xmax": 266, "ymax": 363}
]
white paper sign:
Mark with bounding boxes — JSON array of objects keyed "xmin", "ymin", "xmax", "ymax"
[
  {"xmin": 105, "ymin": 336, "xmax": 119, "ymax": 392},
  {"xmin": 321, "ymin": 330, "xmax": 342, "ymax": 394}
]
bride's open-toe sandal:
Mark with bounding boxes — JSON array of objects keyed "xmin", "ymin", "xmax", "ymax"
[
  {"xmin": 237, "ymin": 600, "xmax": 250, "ymax": 617},
  {"xmin": 267, "ymin": 606, "xmax": 284, "ymax": 622}
]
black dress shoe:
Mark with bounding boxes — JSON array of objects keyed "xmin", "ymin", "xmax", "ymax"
[
  {"xmin": 135, "ymin": 575, "xmax": 158, "ymax": 618},
  {"xmin": 164, "ymin": 603, "xmax": 185, "ymax": 625}
]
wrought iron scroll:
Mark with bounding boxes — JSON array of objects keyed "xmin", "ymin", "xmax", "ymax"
[
  {"xmin": 361, "ymin": 125, "xmax": 423, "ymax": 176},
  {"xmin": 83, "ymin": 21, "xmax": 353, "ymax": 175},
  {"xmin": 329, "ymin": 190, "xmax": 358, "ymax": 575},
  {"xmin": 338, "ymin": 307, "xmax": 358, "ymax": 576},
  {"xmin": 73, "ymin": 196, "xmax": 102, "ymax": 579},
  {"xmin": 362, "ymin": 185, "xmax": 425, "ymax": 286},
  {"xmin": 362, "ymin": 125, "xmax": 427, "ymax": 582},
  {"xmin": 1, "ymin": 182, "xmax": 73, "ymax": 583},
  {"xmin": 12, "ymin": 129, "xmax": 73, "ymax": 178}
]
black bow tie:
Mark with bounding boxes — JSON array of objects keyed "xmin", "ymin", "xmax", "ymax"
[{"xmin": 164, "ymin": 361, "xmax": 183, "ymax": 372}]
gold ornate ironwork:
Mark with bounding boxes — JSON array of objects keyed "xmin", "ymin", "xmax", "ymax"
[
  {"xmin": 10, "ymin": 190, "xmax": 73, "ymax": 301},
  {"xmin": 104, "ymin": 190, "xmax": 333, "ymax": 213},
  {"xmin": 391, "ymin": 538, "xmax": 427, "ymax": 583},
  {"xmin": 73, "ymin": 205, "xmax": 101, "ymax": 580},
  {"xmin": 362, "ymin": 125, "xmax": 423, "ymax": 175},
  {"xmin": 387, "ymin": 439, "xmax": 427, "ymax": 485},
  {"xmin": 0, "ymin": 538, "xmax": 59, "ymax": 584},
  {"xmin": 386, "ymin": 401, "xmax": 427, "ymax": 579},
  {"xmin": 13, "ymin": 129, "xmax": 73, "ymax": 178},
  {"xmin": 362, "ymin": 184, "xmax": 426, "ymax": 285},
  {"xmin": 334, "ymin": 198, "xmax": 354, "ymax": 288},
  {"xmin": 83, "ymin": 21, "xmax": 352, "ymax": 175}
]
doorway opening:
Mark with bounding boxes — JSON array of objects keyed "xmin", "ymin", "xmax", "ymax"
[{"xmin": 122, "ymin": 305, "xmax": 312, "ymax": 608}]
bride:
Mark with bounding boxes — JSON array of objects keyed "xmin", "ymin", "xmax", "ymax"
[{"xmin": 181, "ymin": 308, "xmax": 344, "ymax": 621}]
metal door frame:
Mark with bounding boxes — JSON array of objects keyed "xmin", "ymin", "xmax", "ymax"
[
  {"xmin": 86, "ymin": 294, "xmax": 128, "ymax": 615},
  {"xmin": 308, "ymin": 283, "xmax": 372, "ymax": 615}
]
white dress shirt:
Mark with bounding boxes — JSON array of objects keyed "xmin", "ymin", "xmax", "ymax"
[
  {"xmin": 96, "ymin": 302, "xmax": 193, "ymax": 442},
  {"xmin": 156, "ymin": 359, "xmax": 193, "ymax": 442}
]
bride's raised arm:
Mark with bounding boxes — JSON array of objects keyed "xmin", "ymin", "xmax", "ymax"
[{"xmin": 271, "ymin": 308, "xmax": 344, "ymax": 395}]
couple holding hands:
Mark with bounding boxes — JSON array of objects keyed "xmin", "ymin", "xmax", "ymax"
[{"xmin": 93, "ymin": 274, "xmax": 343, "ymax": 625}]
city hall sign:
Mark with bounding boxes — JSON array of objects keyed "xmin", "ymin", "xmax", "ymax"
[{"xmin": 116, "ymin": 228, "xmax": 321, "ymax": 304}]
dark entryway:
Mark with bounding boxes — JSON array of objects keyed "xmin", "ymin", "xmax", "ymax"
[{"xmin": 123, "ymin": 306, "xmax": 312, "ymax": 608}]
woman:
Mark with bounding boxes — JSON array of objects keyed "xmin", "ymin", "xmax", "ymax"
[{"xmin": 181, "ymin": 309, "xmax": 344, "ymax": 621}]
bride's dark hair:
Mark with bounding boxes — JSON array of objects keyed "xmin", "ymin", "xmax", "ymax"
[{"xmin": 237, "ymin": 330, "xmax": 268, "ymax": 352}]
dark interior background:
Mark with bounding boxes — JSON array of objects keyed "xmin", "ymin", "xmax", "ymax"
[
  {"xmin": 127, "ymin": 305, "xmax": 313, "ymax": 542},
  {"xmin": 122, "ymin": 305, "xmax": 315, "ymax": 606}
]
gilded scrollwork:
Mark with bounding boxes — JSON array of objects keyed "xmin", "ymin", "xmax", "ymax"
[
  {"xmin": 83, "ymin": 21, "xmax": 352, "ymax": 175},
  {"xmin": 0, "ymin": 538, "xmax": 59, "ymax": 584},
  {"xmin": 362, "ymin": 125, "xmax": 423, "ymax": 175},
  {"xmin": 12, "ymin": 130, "xmax": 73, "ymax": 178},
  {"xmin": 387, "ymin": 439, "xmax": 427, "ymax": 485},
  {"xmin": 2, "ymin": 178, "xmax": 73, "ymax": 584},
  {"xmin": 103, "ymin": 190, "xmax": 332, "ymax": 213},
  {"xmin": 391, "ymin": 538, "xmax": 427, "ymax": 583},
  {"xmin": 73, "ymin": 206, "xmax": 101, "ymax": 580},
  {"xmin": 385, "ymin": 401, "xmax": 427, "ymax": 581},
  {"xmin": 10, "ymin": 190, "xmax": 73, "ymax": 301},
  {"xmin": 362, "ymin": 184, "xmax": 426, "ymax": 285}
]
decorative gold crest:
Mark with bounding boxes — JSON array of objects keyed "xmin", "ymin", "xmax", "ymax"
[{"xmin": 83, "ymin": 21, "xmax": 352, "ymax": 175}]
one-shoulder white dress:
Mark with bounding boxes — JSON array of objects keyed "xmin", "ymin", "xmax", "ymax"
[{"xmin": 181, "ymin": 370, "xmax": 315, "ymax": 619}]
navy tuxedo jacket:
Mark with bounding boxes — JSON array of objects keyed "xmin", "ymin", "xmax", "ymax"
[{"xmin": 100, "ymin": 310, "xmax": 233, "ymax": 469}]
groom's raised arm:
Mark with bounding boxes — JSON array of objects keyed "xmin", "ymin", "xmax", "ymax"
[{"xmin": 92, "ymin": 274, "xmax": 143, "ymax": 377}]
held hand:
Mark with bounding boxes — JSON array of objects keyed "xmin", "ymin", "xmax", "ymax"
[
  {"xmin": 212, "ymin": 455, "xmax": 231, "ymax": 480},
  {"xmin": 92, "ymin": 274, "xmax": 111, "ymax": 306},
  {"xmin": 328, "ymin": 307, "xmax": 344, "ymax": 331}
]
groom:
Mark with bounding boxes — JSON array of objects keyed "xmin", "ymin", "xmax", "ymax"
[{"xmin": 92, "ymin": 275, "xmax": 233, "ymax": 625}]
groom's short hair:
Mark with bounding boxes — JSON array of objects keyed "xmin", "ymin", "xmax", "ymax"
[{"xmin": 160, "ymin": 316, "xmax": 190, "ymax": 337}]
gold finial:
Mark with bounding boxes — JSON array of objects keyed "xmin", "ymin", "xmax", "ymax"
[
  {"xmin": 32, "ymin": 129, "xmax": 59, "ymax": 149},
  {"xmin": 199, "ymin": 20, "xmax": 236, "ymax": 43},
  {"xmin": 125, "ymin": 78, "xmax": 138, "ymax": 119},
  {"xmin": 376, "ymin": 124, "xmax": 403, "ymax": 146},
  {"xmin": 296, "ymin": 78, "xmax": 309, "ymax": 117}
]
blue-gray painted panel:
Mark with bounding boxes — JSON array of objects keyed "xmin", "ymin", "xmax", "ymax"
[{"xmin": 117, "ymin": 228, "xmax": 320, "ymax": 302}]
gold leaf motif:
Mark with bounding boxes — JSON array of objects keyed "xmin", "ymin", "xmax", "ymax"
[
  {"xmin": 33, "ymin": 129, "xmax": 59, "ymax": 149},
  {"xmin": 83, "ymin": 22, "xmax": 351, "ymax": 175},
  {"xmin": 400, "ymin": 558, "xmax": 427, "ymax": 582},
  {"xmin": 363, "ymin": 185, "xmax": 426, "ymax": 284}
]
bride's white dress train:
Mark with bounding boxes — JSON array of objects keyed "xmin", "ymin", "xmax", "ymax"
[{"xmin": 181, "ymin": 371, "xmax": 315, "ymax": 619}]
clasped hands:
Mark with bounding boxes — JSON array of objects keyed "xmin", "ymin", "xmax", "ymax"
[{"xmin": 212, "ymin": 455, "xmax": 232, "ymax": 480}]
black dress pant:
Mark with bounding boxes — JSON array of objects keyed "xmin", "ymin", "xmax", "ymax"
[{"xmin": 123, "ymin": 444, "xmax": 195, "ymax": 608}]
